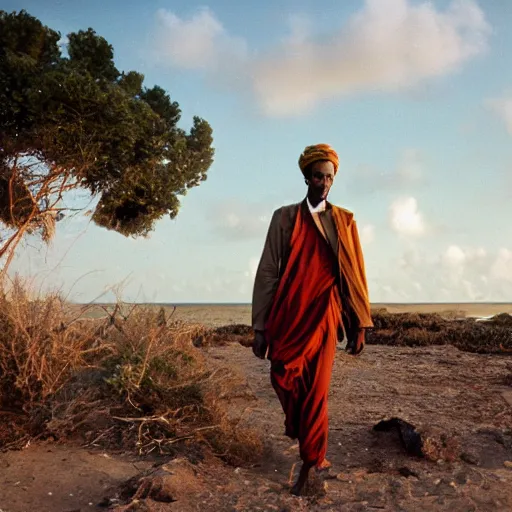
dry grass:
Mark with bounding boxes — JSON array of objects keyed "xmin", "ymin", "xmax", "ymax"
[
  {"xmin": 0, "ymin": 281, "xmax": 262, "ymax": 465},
  {"xmin": 194, "ymin": 324, "xmax": 253, "ymax": 348},
  {"xmin": 0, "ymin": 278, "xmax": 108, "ymax": 411}
]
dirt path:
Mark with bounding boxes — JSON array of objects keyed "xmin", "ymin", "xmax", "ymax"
[
  {"xmin": 1, "ymin": 343, "xmax": 512, "ymax": 511},
  {"xmin": 0, "ymin": 444, "xmax": 152, "ymax": 512},
  {"xmin": 205, "ymin": 343, "xmax": 512, "ymax": 511}
]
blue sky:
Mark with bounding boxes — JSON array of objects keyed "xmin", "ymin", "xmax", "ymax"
[{"xmin": 5, "ymin": 0, "xmax": 512, "ymax": 303}]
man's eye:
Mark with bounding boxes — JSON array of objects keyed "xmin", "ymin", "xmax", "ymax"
[{"xmin": 314, "ymin": 172, "xmax": 333, "ymax": 181}]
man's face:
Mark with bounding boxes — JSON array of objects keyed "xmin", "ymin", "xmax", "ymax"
[{"xmin": 308, "ymin": 160, "xmax": 335, "ymax": 202}]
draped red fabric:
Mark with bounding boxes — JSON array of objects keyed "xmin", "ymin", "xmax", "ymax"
[{"xmin": 265, "ymin": 205, "xmax": 341, "ymax": 467}]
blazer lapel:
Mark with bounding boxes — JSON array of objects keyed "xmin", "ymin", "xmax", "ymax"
[{"xmin": 318, "ymin": 207, "xmax": 338, "ymax": 255}]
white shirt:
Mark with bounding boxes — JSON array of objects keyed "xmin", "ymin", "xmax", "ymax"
[{"xmin": 307, "ymin": 198, "xmax": 326, "ymax": 213}]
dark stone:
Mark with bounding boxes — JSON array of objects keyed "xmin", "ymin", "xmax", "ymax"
[
  {"xmin": 455, "ymin": 470, "xmax": 468, "ymax": 485},
  {"xmin": 460, "ymin": 452, "xmax": 479, "ymax": 466},
  {"xmin": 373, "ymin": 418, "xmax": 423, "ymax": 457},
  {"xmin": 398, "ymin": 466, "xmax": 419, "ymax": 478}
]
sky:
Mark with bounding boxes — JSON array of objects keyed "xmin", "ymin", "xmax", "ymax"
[{"xmin": 4, "ymin": 0, "xmax": 512, "ymax": 303}]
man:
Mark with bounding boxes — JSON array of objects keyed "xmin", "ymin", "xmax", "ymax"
[{"xmin": 251, "ymin": 143, "xmax": 373, "ymax": 495}]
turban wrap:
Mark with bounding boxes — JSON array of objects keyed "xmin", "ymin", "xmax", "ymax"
[{"xmin": 298, "ymin": 144, "xmax": 339, "ymax": 177}]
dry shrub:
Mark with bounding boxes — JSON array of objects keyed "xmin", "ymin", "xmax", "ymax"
[
  {"xmin": 0, "ymin": 293, "xmax": 262, "ymax": 466},
  {"xmin": 199, "ymin": 365, "xmax": 263, "ymax": 466},
  {"xmin": 368, "ymin": 311, "xmax": 512, "ymax": 354},
  {"xmin": 402, "ymin": 328, "xmax": 441, "ymax": 347},
  {"xmin": 203, "ymin": 397, "xmax": 263, "ymax": 466},
  {"xmin": 487, "ymin": 313, "xmax": 512, "ymax": 327},
  {"xmin": 196, "ymin": 324, "xmax": 253, "ymax": 348},
  {"xmin": 56, "ymin": 310, "xmax": 260, "ymax": 463},
  {"xmin": 371, "ymin": 311, "xmax": 445, "ymax": 332},
  {"xmin": 0, "ymin": 277, "xmax": 108, "ymax": 413}
]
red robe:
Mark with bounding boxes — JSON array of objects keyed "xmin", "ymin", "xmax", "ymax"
[{"xmin": 265, "ymin": 206, "xmax": 341, "ymax": 467}]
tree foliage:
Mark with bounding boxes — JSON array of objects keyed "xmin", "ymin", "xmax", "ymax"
[{"xmin": 0, "ymin": 10, "xmax": 214, "ymax": 264}]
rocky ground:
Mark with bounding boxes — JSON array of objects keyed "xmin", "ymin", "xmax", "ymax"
[{"xmin": 1, "ymin": 340, "xmax": 512, "ymax": 512}]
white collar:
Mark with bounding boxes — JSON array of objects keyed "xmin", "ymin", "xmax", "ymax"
[{"xmin": 307, "ymin": 197, "xmax": 326, "ymax": 213}]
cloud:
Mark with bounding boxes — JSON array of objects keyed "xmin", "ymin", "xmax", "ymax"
[
  {"xmin": 397, "ymin": 149, "xmax": 424, "ymax": 183},
  {"xmin": 360, "ymin": 224, "xmax": 375, "ymax": 245},
  {"xmin": 443, "ymin": 244, "xmax": 467, "ymax": 268},
  {"xmin": 209, "ymin": 200, "xmax": 272, "ymax": 240},
  {"xmin": 154, "ymin": 7, "xmax": 247, "ymax": 70},
  {"xmin": 490, "ymin": 248, "xmax": 512, "ymax": 282},
  {"xmin": 389, "ymin": 197, "xmax": 426, "ymax": 236},
  {"xmin": 372, "ymin": 243, "xmax": 510, "ymax": 302},
  {"xmin": 348, "ymin": 148, "xmax": 425, "ymax": 195},
  {"xmin": 151, "ymin": 0, "xmax": 490, "ymax": 117},
  {"xmin": 441, "ymin": 244, "xmax": 487, "ymax": 285},
  {"xmin": 486, "ymin": 95, "xmax": 512, "ymax": 135},
  {"xmin": 435, "ymin": 245, "xmax": 502, "ymax": 300},
  {"xmin": 247, "ymin": 257, "xmax": 260, "ymax": 280},
  {"xmin": 251, "ymin": 0, "xmax": 490, "ymax": 116}
]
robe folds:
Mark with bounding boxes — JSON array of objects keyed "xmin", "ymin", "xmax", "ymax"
[
  {"xmin": 252, "ymin": 199, "xmax": 372, "ymax": 466},
  {"xmin": 252, "ymin": 201, "xmax": 373, "ymax": 336},
  {"xmin": 265, "ymin": 206, "xmax": 341, "ymax": 466}
]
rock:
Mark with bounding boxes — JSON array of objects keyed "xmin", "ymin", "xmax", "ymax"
[
  {"xmin": 389, "ymin": 479, "xmax": 403, "ymax": 489},
  {"xmin": 461, "ymin": 452, "xmax": 479, "ymax": 466},
  {"xmin": 373, "ymin": 418, "xmax": 423, "ymax": 457},
  {"xmin": 398, "ymin": 466, "xmax": 419, "ymax": 478},
  {"xmin": 422, "ymin": 430, "xmax": 460, "ymax": 462},
  {"xmin": 455, "ymin": 470, "xmax": 469, "ymax": 485},
  {"xmin": 356, "ymin": 489, "xmax": 386, "ymax": 505},
  {"xmin": 120, "ymin": 458, "xmax": 203, "ymax": 506},
  {"xmin": 133, "ymin": 473, "xmax": 176, "ymax": 503},
  {"xmin": 372, "ymin": 418, "xmax": 460, "ymax": 462}
]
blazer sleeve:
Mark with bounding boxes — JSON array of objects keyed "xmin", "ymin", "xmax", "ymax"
[
  {"xmin": 347, "ymin": 217, "xmax": 373, "ymax": 329},
  {"xmin": 251, "ymin": 209, "xmax": 282, "ymax": 331},
  {"xmin": 350, "ymin": 219, "xmax": 372, "ymax": 310}
]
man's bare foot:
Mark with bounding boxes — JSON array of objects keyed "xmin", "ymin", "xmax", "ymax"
[
  {"xmin": 290, "ymin": 462, "xmax": 313, "ymax": 496},
  {"xmin": 316, "ymin": 459, "xmax": 332, "ymax": 472}
]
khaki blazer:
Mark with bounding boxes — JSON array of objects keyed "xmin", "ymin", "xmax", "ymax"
[{"xmin": 252, "ymin": 200, "xmax": 373, "ymax": 344}]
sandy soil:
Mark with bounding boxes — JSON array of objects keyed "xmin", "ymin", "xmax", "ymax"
[
  {"xmin": 200, "ymin": 343, "xmax": 512, "ymax": 511},
  {"xmin": 0, "ymin": 444, "xmax": 152, "ymax": 512},
  {"xmin": 1, "ymin": 308, "xmax": 512, "ymax": 511}
]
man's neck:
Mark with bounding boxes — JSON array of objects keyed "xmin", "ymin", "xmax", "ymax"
[
  {"xmin": 307, "ymin": 194, "xmax": 325, "ymax": 208},
  {"xmin": 307, "ymin": 196, "xmax": 326, "ymax": 213}
]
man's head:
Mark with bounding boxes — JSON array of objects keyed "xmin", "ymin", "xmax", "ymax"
[{"xmin": 298, "ymin": 144, "xmax": 339, "ymax": 205}]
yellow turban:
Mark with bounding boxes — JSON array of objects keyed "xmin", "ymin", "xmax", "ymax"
[{"xmin": 298, "ymin": 144, "xmax": 339, "ymax": 177}]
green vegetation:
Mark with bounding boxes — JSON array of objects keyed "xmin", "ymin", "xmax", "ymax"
[{"xmin": 0, "ymin": 10, "xmax": 214, "ymax": 267}]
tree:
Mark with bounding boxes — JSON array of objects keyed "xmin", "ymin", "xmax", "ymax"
[{"xmin": 0, "ymin": 10, "xmax": 214, "ymax": 270}]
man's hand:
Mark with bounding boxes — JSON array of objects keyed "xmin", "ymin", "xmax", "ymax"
[
  {"xmin": 252, "ymin": 330, "xmax": 268, "ymax": 359},
  {"xmin": 346, "ymin": 329, "xmax": 365, "ymax": 356}
]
